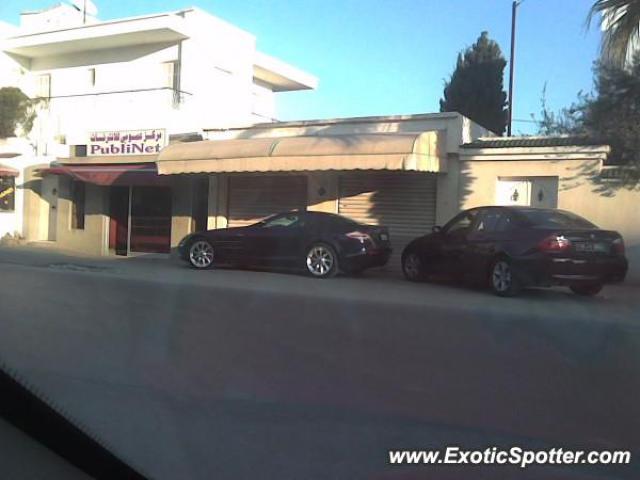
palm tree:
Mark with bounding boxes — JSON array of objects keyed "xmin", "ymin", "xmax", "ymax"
[{"xmin": 588, "ymin": 0, "xmax": 640, "ymax": 67}]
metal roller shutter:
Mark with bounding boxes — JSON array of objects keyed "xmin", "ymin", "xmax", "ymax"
[
  {"xmin": 339, "ymin": 173, "xmax": 437, "ymax": 270},
  {"xmin": 227, "ymin": 175, "xmax": 308, "ymax": 227}
]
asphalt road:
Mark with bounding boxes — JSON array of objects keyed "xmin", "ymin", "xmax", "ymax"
[{"xmin": 0, "ymin": 246, "xmax": 638, "ymax": 479}]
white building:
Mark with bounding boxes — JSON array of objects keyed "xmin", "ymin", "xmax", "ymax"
[{"xmin": 0, "ymin": 2, "xmax": 316, "ymax": 249}]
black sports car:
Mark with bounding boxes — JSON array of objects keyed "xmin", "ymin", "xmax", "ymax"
[
  {"xmin": 401, "ymin": 206, "xmax": 628, "ymax": 296},
  {"xmin": 178, "ymin": 211, "xmax": 392, "ymax": 278}
]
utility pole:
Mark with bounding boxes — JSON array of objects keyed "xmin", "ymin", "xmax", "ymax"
[{"xmin": 507, "ymin": 0, "xmax": 522, "ymax": 137}]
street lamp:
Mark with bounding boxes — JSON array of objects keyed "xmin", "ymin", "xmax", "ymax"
[{"xmin": 507, "ymin": 0, "xmax": 523, "ymax": 137}]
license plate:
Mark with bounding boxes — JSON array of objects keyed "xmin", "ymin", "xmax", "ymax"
[
  {"xmin": 575, "ymin": 242, "xmax": 607, "ymax": 253},
  {"xmin": 379, "ymin": 233, "xmax": 389, "ymax": 241}
]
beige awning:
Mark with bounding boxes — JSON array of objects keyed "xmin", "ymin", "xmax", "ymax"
[{"xmin": 156, "ymin": 132, "xmax": 445, "ymax": 174}]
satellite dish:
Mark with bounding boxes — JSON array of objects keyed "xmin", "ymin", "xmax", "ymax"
[{"xmin": 70, "ymin": 0, "xmax": 98, "ymax": 17}]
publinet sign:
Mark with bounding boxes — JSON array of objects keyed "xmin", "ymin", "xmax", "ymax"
[{"xmin": 88, "ymin": 129, "xmax": 167, "ymax": 156}]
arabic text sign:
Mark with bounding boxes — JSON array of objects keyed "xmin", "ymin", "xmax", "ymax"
[{"xmin": 88, "ymin": 129, "xmax": 167, "ymax": 156}]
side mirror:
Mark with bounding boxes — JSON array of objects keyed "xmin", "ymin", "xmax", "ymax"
[{"xmin": 432, "ymin": 225, "xmax": 442, "ymax": 233}]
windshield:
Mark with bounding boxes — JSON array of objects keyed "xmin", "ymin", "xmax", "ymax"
[{"xmin": 519, "ymin": 209, "xmax": 597, "ymax": 229}]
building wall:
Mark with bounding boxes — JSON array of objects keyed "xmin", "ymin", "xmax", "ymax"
[
  {"xmin": 170, "ymin": 176, "xmax": 194, "ymax": 250},
  {"xmin": 0, "ymin": 139, "xmax": 52, "ymax": 240},
  {"xmin": 3, "ymin": 7, "xmax": 281, "ymax": 156},
  {"xmin": 22, "ymin": 165, "xmax": 45, "ymax": 241},
  {"xmin": 0, "ymin": 28, "xmax": 24, "ymax": 90},
  {"xmin": 54, "ymin": 177, "xmax": 109, "ymax": 255},
  {"xmin": 435, "ymin": 154, "xmax": 462, "ymax": 225},
  {"xmin": 459, "ymin": 157, "xmax": 640, "ymax": 282},
  {"xmin": 31, "ymin": 44, "xmax": 184, "ymax": 147},
  {"xmin": 179, "ymin": 8, "xmax": 258, "ymax": 130}
]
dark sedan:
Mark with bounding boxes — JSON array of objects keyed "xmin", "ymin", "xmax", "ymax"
[
  {"xmin": 401, "ymin": 206, "xmax": 628, "ymax": 296},
  {"xmin": 178, "ymin": 211, "xmax": 392, "ymax": 278}
]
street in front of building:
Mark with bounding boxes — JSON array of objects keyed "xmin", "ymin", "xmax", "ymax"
[
  {"xmin": 0, "ymin": 246, "xmax": 638, "ymax": 479},
  {"xmin": 1, "ymin": 2, "xmax": 639, "ymax": 478}
]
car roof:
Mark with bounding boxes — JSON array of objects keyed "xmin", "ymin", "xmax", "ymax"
[
  {"xmin": 469, "ymin": 206, "xmax": 563, "ymax": 214},
  {"xmin": 274, "ymin": 211, "xmax": 346, "ymax": 219},
  {"xmin": 266, "ymin": 211, "xmax": 349, "ymax": 221}
]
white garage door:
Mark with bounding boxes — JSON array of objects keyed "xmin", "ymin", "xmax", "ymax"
[
  {"xmin": 339, "ymin": 172, "xmax": 437, "ymax": 271},
  {"xmin": 338, "ymin": 172, "xmax": 437, "ymax": 239},
  {"xmin": 227, "ymin": 175, "xmax": 308, "ymax": 227}
]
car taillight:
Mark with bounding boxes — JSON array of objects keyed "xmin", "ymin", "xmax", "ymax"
[
  {"xmin": 612, "ymin": 237, "xmax": 625, "ymax": 256},
  {"xmin": 538, "ymin": 235, "xmax": 571, "ymax": 252},
  {"xmin": 345, "ymin": 231, "xmax": 372, "ymax": 242}
]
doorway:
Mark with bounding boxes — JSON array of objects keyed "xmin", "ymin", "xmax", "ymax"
[
  {"xmin": 109, "ymin": 186, "xmax": 172, "ymax": 255},
  {"xmin": 130, "ymin": 186, "xmax": 172, "ymax": 254}
]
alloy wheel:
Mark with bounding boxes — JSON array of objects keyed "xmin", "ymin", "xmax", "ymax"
[
  {"xmin": 306, "ymin": 245, "xmax": 335, "ymax": 277},
  {"xmin": 403, "ymin": 253, "xmax": 422, "ymax": 281},
  {"xmin": 189, "ymin": 240, "xmax": 214, "ymax": 269},
  {"xmin": 491, "ymin": 260, "xmax": 512, "ymax": 293}
]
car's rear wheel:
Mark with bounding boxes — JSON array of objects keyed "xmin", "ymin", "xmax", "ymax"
[
  {"xmin": 570, "ymin": 283, "xmax": 603, "ymax": 296},
  {"xmin": 490, "ymin": 258, "xmax": 521, "ymax": 297},
  {"xmin": 402, "ymin": 252, "xmax": 424, "ymax": 282},
  {"xmin": 305, "ymin": 243, "xmax": 338, "ymax": 278},
  {"xmin": 189, "ymin": 239, "xmax": 214, "ymax": 269}
]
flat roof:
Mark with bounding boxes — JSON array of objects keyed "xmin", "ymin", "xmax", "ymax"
[
  {"xmin": 204, "ymin": 112, "xmax": 462, "ymax": 131},
  {"xmin": 253, "ymin": 51, "xmax": 317, "ymax": 92},
  {"xmin": 3, "ymin": 11, "xmax": 190, "ymax": 58},
  {"xmin": 4, "ymin": 6, "xmax": 316, "ymax": 92}
]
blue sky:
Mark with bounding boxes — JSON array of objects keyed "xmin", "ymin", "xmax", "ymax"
[{"xmin": 1, "ymin": 1, "xmax": 602, "ymax": 134}]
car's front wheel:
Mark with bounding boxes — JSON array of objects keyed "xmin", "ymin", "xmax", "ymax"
[
  {"xmin": 188, "ymin": 239, "xmax": 215, "ymax": 269},
  {"xmin": 402, "ymin": 252, "xmax": 425, "ymax": 282},
  {"xmin": 305, "ymin": 243, "xmax": 338, "ymax": 278},
  {"xmin": 570, "ymin": 283, "xmax": 603, "ymax": 296},
  {"xmin": 490, "ymin": 258, "xmax": 521, "ymax": 297}
]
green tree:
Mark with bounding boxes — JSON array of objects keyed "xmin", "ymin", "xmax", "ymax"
[
  {"xmin": 0, "ymin": 87, "xmax": 37, "ymax": 138},
  {"xmin": 440, "ymin": 31, "xmax": 508, "ymax": 135},
  {"xmin": 536, "ymin": 57, "xmax": 640, "ymax": 182},
  {"xmin": 583, "ymin": 57, "xmax": 640, "ymax": 168},
  {"xmin": 534, "ymin": 84, "xmax": 585, "ymax": 136},
  {"xmin": 588, "ymin": 0, "xmax": 640, "ymax": 68}
]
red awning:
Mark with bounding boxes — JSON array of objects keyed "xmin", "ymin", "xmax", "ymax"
[
  {"xmin": 40, "ymin": 163, "xmax": 169, "ymax": 186},
  {"xmin": 0, "ymin": 164, "xmax": 19, "ymax": 177}
]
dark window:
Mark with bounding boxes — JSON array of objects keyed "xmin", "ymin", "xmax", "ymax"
[
  {"xmin": 474, "ymin": 210, "xmax": 499, "ymax": 233},
  {"xmin": 262, "ymin": 213, "xmax": 302, "ymax": 229},
  {"xmin": 74, "ymin": 145, "xmax": 88, "ymax": 157},
  {"xmin": 0, "ymin": 176, "xmax": 15, "ymax": 212},
  {"xmin": 71, "ymin": 181, "xmax": 85, "ymax": 230},
  {"xmin": 475, "ymin": 210, "xmax": 515, "ymax": 233},
  {"xmin": 445, "ymin": 210, "xmax": 479, "ymax": 237},
  {"xmin": 495, "ymin": 213, "xmax": 516, "ymax": 232},
  {"xmin": 519, "ymin": 209, "xmax": 596, "ymax": 229}
]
